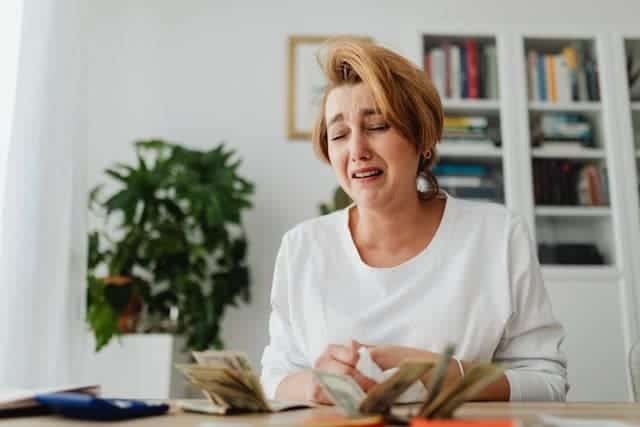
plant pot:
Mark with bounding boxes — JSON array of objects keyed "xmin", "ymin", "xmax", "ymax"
[{"xmin": 85, "ymin": 333, "xmax": 197, "ymax": 399}]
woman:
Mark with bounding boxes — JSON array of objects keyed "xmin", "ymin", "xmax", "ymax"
[{"xmin": 261, "ymin": 38, "xmax": 568, "ymax": 403}]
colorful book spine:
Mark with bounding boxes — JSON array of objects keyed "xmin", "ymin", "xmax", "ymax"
[
  {"xmin": 465, "ymin": 39, "xmax": 479, "ymax": 99},
  {"xmin": 537, "ymin": 52, "xmax": 547, "ymax": 101},
  {"xmin": 430, "ymin": 47, "xmax": 446, "ymax": 97},
  {"xmin": 528, "ymin": 50, "xmax": 538, "ymax": 101},
  {"xmin": 450, "ymin": 45, "xmax": 461, "ymax": 99},
  {"xmin": 547, "ymin": 55, "xmax": 557, "ymax": 102},
  {"xmin": 460, "ymin": 45, "xmax": 468, "ymax": 98},
  {"xmin": 485, "ymin": 45, "xmax": 498, "ymax": 99}
]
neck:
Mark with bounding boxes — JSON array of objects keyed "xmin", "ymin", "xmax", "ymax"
[{"xmin": 350, "ymin": 195, "xmax": 440, "ymax": 252}]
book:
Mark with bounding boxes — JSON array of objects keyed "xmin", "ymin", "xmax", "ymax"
[
  {"xmin": 0, "ymin": 384, "xmax": 99, "ymax": 415},
  {"xmin": 573, "ymin": 42, "xmax": 589, "ymax": 101},
  {"xmin": 563, "ymin": 46, "xmax": 578, "ymax": 101},
  {"xmin": 577, "ymin": 164, "xmax": 603, "ymax": 206},
  {"xmin": 460, "ymin": 45, "xmax": 468, "ymax": 98},
  {"xmin": 176, "ymin": 350, "xmax": 311, "ymax": 414},
  {"xmin": 433, "ymin": 164, "xmax": 488, "ymax": 177},
  {"xmin": 532, "ymin": 112, "xmax": 593, "ymax": 146},
  {"xmin": 431, "ymin": 48, "xmax": 447, "ymax": 97},
  {"xmin": 554, "ymin": 54, "xmax": 572, "ymax": 103},
  {"xmin": 450, "ymin": 45, "xmax": 462, "ymax": 99},
  {"xmin": 528, "ymin": 50, "xmax": 539, "ymax": 101},
  {"xmin": 547, "ymin": 55, "xmax": 557, "ymax": 103},
  {"xmin": 465, "ymin": 39, "xmax": 479, "ymax": 99},
  {"xmin": 537, "ymin": 52, "xmax": 547, "ymax": 102},
  {"xmin": 444, "ymin": 41, "xmax": 452, "ymax": 98},
  {"xmin": 444, "ymin": 116, "xmax": 489, "ymax": 129},
  {"xmin": 485, "ymin": 45, "xmax": 499, "ymax": 99},
  {"xmin": 629, "ymin": 47, "xmax": 640, "ymax": 100}
]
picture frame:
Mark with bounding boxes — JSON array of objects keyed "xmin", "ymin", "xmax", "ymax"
[{"xmin": 287, "ymin": 35, "xmax": 330, "ymax": 140}]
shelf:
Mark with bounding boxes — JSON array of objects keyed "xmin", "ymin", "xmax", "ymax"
[
  {"xmin": 528, "ymin": 101, "xmax": 601, "ymax": 112},
  {"xmin": 438, "ymin": 142, "xmax": 502, "ymax": 158},
  {"xmin": 442, "ymin": 98, "xmax": 500, "ymax": 113},
  {"xmin": 531, "ymin": 146, "xmax": 605, "ymax": 159},
  {"xmin": 542, "ymin": 265, "xmax": 619, "ymax": 282},
  {"xmin": 535, "ymin": 206, "xmax": 611, "ymax": 217}
]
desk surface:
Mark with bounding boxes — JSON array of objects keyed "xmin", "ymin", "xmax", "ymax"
[{"xmin": 4, "ymin": 402, "xmax": 640, "ymax": 426}]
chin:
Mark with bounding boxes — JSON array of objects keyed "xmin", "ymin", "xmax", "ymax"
[{"xmin": 352, "ymin": 194, "xmax": 388, "ymax": 210}]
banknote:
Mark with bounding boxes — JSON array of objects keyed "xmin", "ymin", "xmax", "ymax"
[
  {"xmin": 417, "ymin": 362, "xmax": 505, "ymax": 419},
  {"xmin": 312, "ymin": 370, "xmax": 366, "ymax": 417},
  {"xmin": 359, "ymin": 359, "xmax": 434, "ymax": 414}
]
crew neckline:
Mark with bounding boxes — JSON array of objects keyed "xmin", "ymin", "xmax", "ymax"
[{"xmin": 342, "ymin": 194, "xmax": 454, "ymax": 272}]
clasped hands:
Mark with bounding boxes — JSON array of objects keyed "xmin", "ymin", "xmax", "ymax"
[{"xmin": 310, "ymin": 340, "xmax": 440, "ymax": 404}]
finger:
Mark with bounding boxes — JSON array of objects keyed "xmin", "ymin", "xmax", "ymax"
[
  {"xmin": 317, "ymin": 356, "xmax": 356, "ymax": 375},
  {"xmin": 310, "ymin": 382, "xmax": 333, "ymax": 405},
  {"xmin": 352, "ymin": 369, "xmax": 377, "ymax": 392},
  {"xmin": 329, "ymin": 344, "xmax": 358, "ymax": 367},
  {"xmin": 352, "ymin": 339, "xmax": 374, "ymax": 350}
]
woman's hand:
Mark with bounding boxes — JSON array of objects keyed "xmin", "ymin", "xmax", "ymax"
[
  {"xmin": 352, "ymin": 342, "xmax": 510, "ymax": 401},
  {"xmin": 309, "ymin": 342, "xmax": 377, "ymax": 404},
  {"xmin": 359, "ymin": 343, "xmax": 437, "ymax": 370}
]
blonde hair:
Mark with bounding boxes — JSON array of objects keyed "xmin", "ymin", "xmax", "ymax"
[{"xmin": 311, "ymin": 37, "xmax": 444, "ymax": 200}]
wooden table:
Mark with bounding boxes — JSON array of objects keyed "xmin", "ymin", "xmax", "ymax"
[{"xmin": 4, "ymin": 402, "xmax": 640, "ymax": 426}]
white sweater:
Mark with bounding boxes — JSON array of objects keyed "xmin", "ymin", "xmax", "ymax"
[{"xmin": 260, "ymin": 196, "xmax": 568, "ymax": 401}]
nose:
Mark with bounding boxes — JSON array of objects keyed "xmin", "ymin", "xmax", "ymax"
[{"xmin": 349, "ymin": 129, "xmax": 372, "ymax": 162}]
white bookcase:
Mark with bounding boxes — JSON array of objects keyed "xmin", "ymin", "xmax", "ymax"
[
  {"xmin": 420, "ymin": 31, "xmax": 640, "ymax": 400},
  {"xmin": 421, "ymin": 32, "xmax": 635, "ymax": 270}
]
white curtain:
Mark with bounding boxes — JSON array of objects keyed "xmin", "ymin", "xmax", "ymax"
[
  {"xmin": 0, "ymin": 0, "xmax": 23, "ymax": 239},
  {"xmin": 0, "ymin": 0, "xmax": 89, "ymax": 388}
]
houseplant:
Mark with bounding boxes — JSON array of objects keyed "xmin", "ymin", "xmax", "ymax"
[
  {"xmin": 87, "ymin": 139, "xmax": 254, "ymax": 352},
  {"xmin": 319, "ymin": 186, "xmax": 351, "ymax": 215}
]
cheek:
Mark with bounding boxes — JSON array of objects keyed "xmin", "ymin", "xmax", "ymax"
[{"xmin": 327, "ymin": 145, "xmax": 347, "ymax": 172}]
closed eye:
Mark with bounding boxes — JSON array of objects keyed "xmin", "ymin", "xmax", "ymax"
[
  {"xmin": 367, "ymin": 124, "xmax": 389, "ymax": 132},
  {"xmin": 330, "ymin": 134, "xmax": 346, "ymax": 141}
]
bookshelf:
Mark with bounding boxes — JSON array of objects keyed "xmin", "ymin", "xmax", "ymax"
[
  {"xmin": 414, "ymin": 29, "xmax": 640, "ymax": 401},
  {"xmin": 423, "ymin": 33, "xmax": 505, "ymax": 204},
  {"xmin": 522, "ymin": 36, "xmax": 615, "ymax": 267},
  {"xmin": 419, "ymin": 31, "xmax": 640, "ymax": 271}
]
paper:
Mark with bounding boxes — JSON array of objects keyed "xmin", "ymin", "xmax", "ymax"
[
  {"xmin": 355, "ymin": 347, "xmax": 427, "ymax": 403},
  {"xmin": 0, "ymin": 384, "xmax": 99, "ymax": 411},
  {"xmin": 539, "ymin": 415, "xmax": 632, "ymax": 427}
]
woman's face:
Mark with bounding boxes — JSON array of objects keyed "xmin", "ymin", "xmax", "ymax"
[{"xmin": 325, "ymin": 82, "xmax": 420, "ymax": 210}]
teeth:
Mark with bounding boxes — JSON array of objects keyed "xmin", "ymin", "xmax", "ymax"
[{"xmin": 354, "ymin": 170, "xmax": 381, "ymax": 178}]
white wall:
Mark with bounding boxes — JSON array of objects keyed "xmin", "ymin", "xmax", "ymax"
[{"xmin": 88, "ymin": 0, "xmax": 640, "ymax": 401}]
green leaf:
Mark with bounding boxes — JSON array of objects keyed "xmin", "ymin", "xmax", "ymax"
[{"xmin": 87, "ymin": 139, "xmax": 255, "ymax": 352}]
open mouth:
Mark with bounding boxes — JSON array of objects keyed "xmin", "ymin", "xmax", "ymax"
[{"xmin": 352, "ymin": 169, "xmax": 383, "ymax": 179}]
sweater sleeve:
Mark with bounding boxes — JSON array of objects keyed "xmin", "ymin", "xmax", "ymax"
[
  {"xmin": 494, "ymin": 215, "xmax": 569, "ymax": 401},
  {"xmin": 260, "ymin": 234, "xmax": 309, "ymax": 399}
]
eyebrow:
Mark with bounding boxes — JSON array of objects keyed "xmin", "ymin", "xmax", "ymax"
[{"xmin": 327, "ymin": 108, "xmax": 382, "ymax": 127}]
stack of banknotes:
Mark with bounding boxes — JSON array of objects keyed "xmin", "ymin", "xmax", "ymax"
[{"xmin": 177, "ymin": 345, "xmax": 504, "ymax": 422}]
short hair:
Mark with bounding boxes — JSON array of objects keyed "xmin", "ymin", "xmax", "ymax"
[{"xmin": 311, "ymin": 37, "xmax": 443, "ymax": 199}]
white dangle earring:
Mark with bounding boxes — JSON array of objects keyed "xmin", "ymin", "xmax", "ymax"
[{"xmin": 416, "ymin": 151, "xmax": 431, "ymax": 193}]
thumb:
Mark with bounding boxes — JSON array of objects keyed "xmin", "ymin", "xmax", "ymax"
[{"xmin": 352, "ymin": 339, "xmax": 373, "ymax": 350}]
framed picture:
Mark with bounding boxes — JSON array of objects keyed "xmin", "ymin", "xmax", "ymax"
[{"xmin": 287, "ymin": 35, "xmax": 329, "ymax": 140}]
